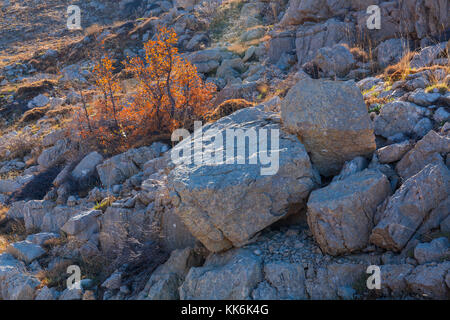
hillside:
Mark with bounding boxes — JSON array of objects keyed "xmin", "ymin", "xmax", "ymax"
[{"xmin": 0, "ymin": 0, "xmax": 449, "ymax": 301}]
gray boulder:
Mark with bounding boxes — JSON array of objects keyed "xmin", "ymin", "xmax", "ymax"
[
  {"xmin": 396, "ymin": 130, "xmax": 450, "ymax": 180},
  {"xmin": 295, "ymin": 19, "xmax": 355, "ymax": 65},
  {"xmin": 252, "ymin": 261, "xmax": 307, "ymax": 300},
  {"xmin": 96, "ymin": 142, "xmax": 166, "ymax": 187},
  {"xmin": 7, "ymin": 241, "xmax": 46, "ymax": 264},
  {"xmin": 138, "ymin": 247, "xmax": 203, "ymax": 300},
  {"xmin": 61, "ymin": 209, "xmax": 101, "ymax": 241},
  {"xmin": 71, "ymin": 151, "xmax": 103, "ymax": 181},
  {"xmin": 405, "ymin": 262, "xmax": 450, "ymax": 299},
  {"xmin": 374, "ymin": 101, "xmax": 427, "ymax": 138},
  {"xmin": 179, "ymin": 249, "xmax": 263, "ymax": 300},
  {"xmin": 414, "ymin": 237, "xmax": 450, "ymax": 264},
  {"xmin": 312, "ymin": 44, "xmax": 355, "ymax": 78},
  {"xmin": 408, "ymin": 89, "xmax": 441, "ymax": 106},
  {"xmin": 376, "ymin": 140, "xmax": 414, "ymax": 164},
  {"xmin": 37, "ymin": 139, "xmax": 70, "ymax": 169},
  {"xmin": 281, "ymin": 78, "xmax": 376, "ymax": 176},
  {"xmin": 307, "ymin": 169, "xmax": 391, "ymax": 255},
  {"xmin": 379, "ymin": 264, "xmax": 414, "ymax": 296},
  {"xmin": 410, "ymin": 43, "xmax": 448, "ymax": 69},
  {"xmin": 169, "ymin": 107, "xmax": 319, "ymax": 252},
  {"xmin": 370, "ymin": 161, "xmax": 450, "ymax": 252},
  {"xmin": 376, "ymin": 39, "xmax": 410, "ymax": 69}
]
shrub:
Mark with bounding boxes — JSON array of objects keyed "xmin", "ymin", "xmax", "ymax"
[{"xmin": 73, "ymin": 27, "xmax": 215, "ymax": 155}]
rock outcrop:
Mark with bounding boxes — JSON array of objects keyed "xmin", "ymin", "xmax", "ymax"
[
  {"xmin": 169, "ymin": 107, "xmax": 319, "ymax": 252},
  {"xmin": 281, "ymin": 78, "xmax": 376, "ymax": 176},
  {"xmin": 307, "ymin": 169, "xmax": 391, "ymax": 255}
]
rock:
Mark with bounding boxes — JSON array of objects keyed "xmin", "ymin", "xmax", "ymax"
[
  {"xmin": 295, "ymin": 19, "xmax": 355, "ymax": 65},
  {"xmin": 71, "ymin": 151, "xmax": 103, "ymax": 181},
  {"xmin": 16, "ymin": 200, "xmax": 79, "ymax": 233},
  {"xmin": 216, "ymin": 58, "xmax": 246, "ymax": 82},
  {"xmin": 410, "ymin": 43, "xmax": 448, "ymax": 69},
  {"xmin": 281, "ymin": 78, "xmax": 375, "ymax": 176},
  {"xmin": 376, "ymin": 39, "xmax": 410, "ymax": 69},
  {"xmin": 396, "ymin": 130, "xmax": 450, "ymax": 180},
  {"xmin": 186, "ymin": 33, "xmax": 209, "ymax": 51},
  {"xmin": 374, "ymin": 101, "xmax": 427, "ymax": 138},
  {"xmin": 331, "ymin": 156, "xmax": 368, "ymax": 182},
  {"xmin": 370, "ymin": 161, "xmax": 450, "ymax": 252},
  {"xmin": 169, "ymin": 107, "xmax": 319, "ymax": 252},
  {"xmin": 405, "ymin": 262, "xmax": 450, "ymax": 299},
  {"xmin": 59, "ymin": 288, "xmax": 83, "ymax": 300},
  {"xmin": 37, "ymin": 139, "xmax": 69, "ymax": 169},
  {"xmin": 0, "ymin": 179, "xmax": 21, "ymax": 193},
  {"xmin": 305, "ymin": 263, "xmax": 365, "ymax": 300},
  {"xmin": 413, "ymin": 117, "xmax": 433, "ymax": 138},
  {"xmin": 42, "ymin": 130, "xmax": 64, "ymax": 147},
  {"xmin": 138, "ymin": 247, "xmax": 203, "ymax": 300},
  {"xmin": 7, "ymin": 241, "xmax": 46, "ymax": 264},
  {"xmin": 376, "ymin": 140, "xmax": 414, "ymax": 164},
  {"xmin": 241, "ymin": 27, "xmax": 265, "ymax": 42},
  {"xmin": 311, "ymin": 44, "xmax": 355, "ymax": 78},
  {"xmin": 414, "ymin": 238, "xmax": 450, "ymax": 264},
  {"xmin": 25, "ymin": 232, "xmax": 59, "ymax": 246},
  {"xmin": 1, "ymin": 273, "xmax": 40, "ymax": 300},
  {"xmin": 97, "ymin": 142, "xmax": 166, "ymax": 187},
  {"xmin": 0, "ymin": 253, "xmax": 27, "ymax": 299},
  {"xmin": 408, "ymin": 89, "xmax": 441, "ymax": 106},
  {"xmin": 179, "ymin": 249, "xmax": 263, "ymax": 300},
  {"xmin": 307, "ymin": 169, "xmax": 391, "ymax": 256},
  {"xmin": 434, "ymin": 107, "xmax": 450, "ymax": 123},
  {"xmin": 356, "ymin": 77, "xmax": 382, "ymax": 92},
  {"xmin": 29, "ymin": 94, "xmax": 49, "ymax": 108},
  {"xmin": 242, "ymin": 46, "xmax": 256, "ymax": 63},
  {"xmin": 61, "ymin": 209, "xmax": 101, "ymax": 240},
  {"xmin": 35, "ymin": 286, "xmax": 59, "ymax": 300},
  {"xmin": 253, "ymin": 261, "xmax": 307, "ymax": 299},
  {"xmin": 186, "ymin": 48, "xmax": 231, "ymax": 74},
  {"xmin": 268, "ymin": 31, "xmax": 295, "ymax": 64},
  {"xmin": 280, "ymin": 0, "xmax": 351, "ymax": 26},
  {"xmin": 101, "ymin": 271, "xmax": 122, "ymax": 290},
  {"xmin": 441, "ymin": 216, "xmax": 450, "ymax": 233},
  {"xmin": 380, "ymin": 264, "xmax": 414, "ymax": 296}
]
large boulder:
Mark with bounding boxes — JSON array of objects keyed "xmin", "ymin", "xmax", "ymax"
[
  {"xmin": 168, "ymin": 107, "xmax": 319, "ymax": 252},
  {"xmin": 307, "ymin": 169, "xmax": 391, "ymax": 255},
  {"xmin": 71, "ymin": 151, "xmax": 103, "ymax": 182},
  {"xmin": 370, "ymin": 160, "xmax": 450, "ymax": 252},
  {"xmin": 396, "ymin": 130, "xmax": 450, "ymax": 180},
  {"xmin": 281, "ymin": 78, "xmax": 376, "ymax": 177}
]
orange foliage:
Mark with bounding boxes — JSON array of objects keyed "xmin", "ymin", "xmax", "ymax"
[{"xmin": 74, "ymin": 27, "xmax": 216, "ymax": 154}]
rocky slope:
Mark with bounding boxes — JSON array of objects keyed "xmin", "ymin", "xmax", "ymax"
[{"xmin": 0, "ymin": 0, "xmax": 449, "ymax": 300}]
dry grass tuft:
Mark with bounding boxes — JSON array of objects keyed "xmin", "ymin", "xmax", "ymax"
[{"xmin": 384, "ymin": 51, "xmax": 416, "ymax": 83}]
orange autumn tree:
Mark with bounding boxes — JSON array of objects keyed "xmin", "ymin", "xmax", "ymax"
[
  {"xmin": 75, "ymin": 27, "xmax": 215, "ymax": 154},
  {"xmin": 121, "ymin": 26, "xmax": 216, "ymax": 141}
]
